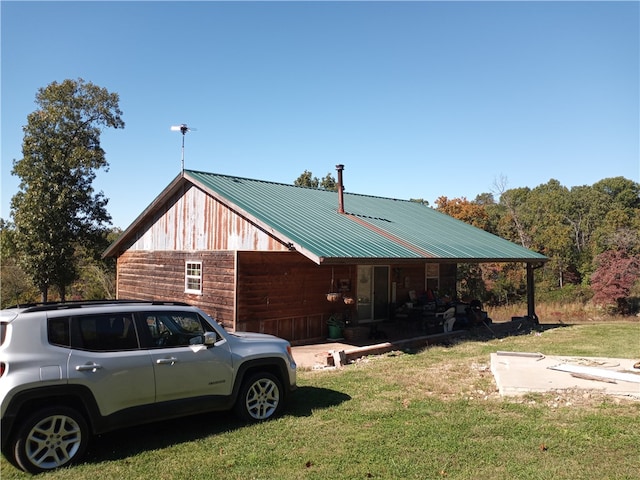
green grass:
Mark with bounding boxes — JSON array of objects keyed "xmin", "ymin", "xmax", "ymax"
[{"xmin": 2, "ymin": 323, "xmax": 639, "ymax": 479}]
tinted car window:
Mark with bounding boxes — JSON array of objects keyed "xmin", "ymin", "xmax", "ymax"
[
  {"xmin": 48, "ymin": 318, "xmax": 71, "ymax": 347},
  {"xmin": 72, "ymin": 314, "xmax": 139, "ymax": 351},
  {"xmin": 143, "ymin": 311, "xmax": 211, "ymax": 347},
  {"xmin": 1, "ymin": 322, "xmax": 9, "ymax": 346}
]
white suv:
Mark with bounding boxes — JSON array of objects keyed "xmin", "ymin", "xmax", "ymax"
[{"xmin": 0, "ymin": 300, "xmax": 297, "ymax": 473}]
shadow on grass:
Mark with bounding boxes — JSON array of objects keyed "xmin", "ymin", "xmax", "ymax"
[
  {"xmin": 84, "ymin": 386, "xmax": 350, "ymax": 464},
  {"xmin": 454, "ymin": 319, "xmax": 572, "ymax": 341},
  {"xmin": 286, "ymin": 385, "xmax": 351, "ymax": 417},
  {"xmin": 395, "ymin": 320, "xmax": 571, "ymax": 355}
]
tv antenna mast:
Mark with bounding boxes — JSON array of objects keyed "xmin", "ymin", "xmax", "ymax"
[{"xmin": 170, "ymin": 124, "xmax": 196, "ymax": 172}]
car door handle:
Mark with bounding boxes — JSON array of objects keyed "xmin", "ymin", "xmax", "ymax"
[
  {"xmin": 75, "ymin": 363, "xmax": 102, "ymax": 372},
  {"xmin": 156, "ymin": 357, "xmax": 178, "ymax": 365}
]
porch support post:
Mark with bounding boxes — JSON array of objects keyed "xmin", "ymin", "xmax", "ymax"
[{"xmin": 526, "ymin": 263, "xmax": 539, "ymax": 323}]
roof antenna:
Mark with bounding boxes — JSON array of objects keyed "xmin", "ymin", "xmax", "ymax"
[{"xmin": 170, "ymin": 124, "xmax": 196, "ymax": 172}]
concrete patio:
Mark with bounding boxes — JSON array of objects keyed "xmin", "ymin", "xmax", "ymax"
[{"xmin": 291, "ymin": 318, "xmax": 514, "ymax": 369}]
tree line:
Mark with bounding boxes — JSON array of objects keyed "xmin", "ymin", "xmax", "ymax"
[{"xmin": 1, "ymin": 79, "xmax": 638, "ymax": 315}]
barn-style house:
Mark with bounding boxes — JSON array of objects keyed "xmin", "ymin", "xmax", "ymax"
[{"xmin": 103, "ymin": 166, "xmax": 547, "ymax": 344}]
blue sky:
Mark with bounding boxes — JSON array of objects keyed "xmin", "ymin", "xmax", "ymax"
[{"xmin": 2, "ymin": 1, "xmax": 638, "ymax": 230}]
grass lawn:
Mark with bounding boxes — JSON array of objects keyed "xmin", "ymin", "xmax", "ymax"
[{"xmin": 2, "ymin": 323, "xmax": 639, "ymax": 479}]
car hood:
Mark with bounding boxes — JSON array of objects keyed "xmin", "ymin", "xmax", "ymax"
[{"xmin": 229, "ymin": 331, "xmax": 281, "ymax": 341}]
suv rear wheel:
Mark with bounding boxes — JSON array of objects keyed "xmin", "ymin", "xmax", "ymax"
[
  {"xmin": 234, "ymin": 372, "xmax": 283, "ymax": 422},
  {"xmin": 11, "ymin": 406, "xmax": 89, "ymax": 474}
]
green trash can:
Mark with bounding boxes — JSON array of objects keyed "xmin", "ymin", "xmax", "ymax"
[{"xmin": 328, "ymin": 325, "xmax": 343, "ymax": 339}]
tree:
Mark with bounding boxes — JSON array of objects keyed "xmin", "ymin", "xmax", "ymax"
[
  {"xmin": 434, "ymin": 196, "xmax": 489, "ymax": 229},
  {"xmin": 590, "ymin": 248, "xmax": 640, "ymax": 313},
  {"xmin": 320, "ymin": 172, "xmax": 337, "ymax": 191},
  {"xmin": 592, "ymin": 176, "xmax": 640, "ymax": 212},
  {"xmin": 496, "ymin": 186, "xmax": 533, "ymax": 249},
  {"xmin": 70, "ymin": 227, "xmax": 121, "ymax": 300},
  {"xmin": 294, "ymin": 170, "xmax": 319, "ymax": 188},
  {"xmin": 1, "ymin": 219, "xmax": 37, "ymax": 307},
  {"xmin": 294, "ymin": 170, "xmax": 337, "ymax": 190},
  {"xmin": 10, "ymin": 79, "xmax": 124, "ymax": 302}
]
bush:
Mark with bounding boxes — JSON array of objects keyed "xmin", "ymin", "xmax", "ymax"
[{"xmin": 537, "ymin": 283, "xmax": 591, "ymax": 304}]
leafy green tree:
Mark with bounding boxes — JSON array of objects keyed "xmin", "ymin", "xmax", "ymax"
[
  {"xmin": 591, "ymin": 177, "xmax": 640, "ymax": 256},
  {"xmin": 70, "ymin": 227, "xmax": 121, "ymax": 300},
  {"xmin": 473, "ymin": 192, "xmax": 495, "ymax": 206},
  {"xmin": 294, "ymin": 170, "xmax": 337, "ymax": 190},
  {"xmin": 497, "ymin": 186, "xmax": 532, "ymax": 248},
  {"xmin": 294, "ymin": 170, "xmax": 319, "ymax": 188},
  {"xmin": 523, "ymin": 180, "xmax": 576, "ymax": 287},
  {"xmin": 320, "ymin": 172, "xmax": 337, "ymax": 191},
  {"xmin": 592, "ymin": 177, "xmax": 640, "ymax": 212},
  {"xmin": 1, "ymin": 219, "xmax": 38, "ymax": 307},
  {"xmin": 0, "ymin": 218, "xmax": 18, "ymax": 260},
  {"xmin": 10, "ymin": 78, "xmax": 124, "ymax": 302}
]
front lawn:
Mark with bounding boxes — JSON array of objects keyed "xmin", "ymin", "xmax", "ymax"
[{"xmin": 2, "ymin": 323, "xmax": 639, "ymax": 479}]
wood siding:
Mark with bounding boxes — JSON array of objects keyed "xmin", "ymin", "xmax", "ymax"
[
  {"xmin": 124, "ymin": 184, "xmax": 290, "ymax": 252},
  {"xmin": 116, "ymin": 250, "xmax": 236, "ymax": 328},
  {"xmin": 237, "ymin": 252, "xmax": 356, "ymax": 343},
  {"xmin": 116, "ymin": 249, "xmax": 459, "ymax": 344}
]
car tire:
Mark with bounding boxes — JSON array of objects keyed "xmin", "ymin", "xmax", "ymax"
[
  {"xmin": 234, "ymin": 372, "xmax": 283, "ymax": 422},
  {"xmin": 11, "ymin": 406, "xmax": 89, "ymax": 474}
]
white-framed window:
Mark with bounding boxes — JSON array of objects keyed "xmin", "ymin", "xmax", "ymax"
[
  {"xmin": 185, "ymin": 261, "xmax": 203, "ymax": 294},
  {"xmin": 425, "ymin": 263, "xmax": 439, "ymax": 293}
]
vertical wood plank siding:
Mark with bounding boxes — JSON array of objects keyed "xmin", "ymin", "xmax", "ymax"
[
  {"xmin": 116, "ymin": 250, "xmax": 236, "ymax": 328},
  {"xmin": 126, "ymin": 185, "xmax": 290, "ymax": 252}
]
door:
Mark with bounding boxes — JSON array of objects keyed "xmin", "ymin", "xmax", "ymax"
[
  {"xmin": 149, "ymin": 344, "xmax": 234, "ymax": 402},
  {"xmin": 373, "ymin": 266, "xmax": 390, "ymax": 320},
  {"xmin": 356, "ymin": 266, "xmax": 389, "ymax": 322},
  {"xmin": 67, "ymin": 313, "xmax": 155, "ymax": 417},
  {"xmin": 141, "ymin": 311, "xmax": 234, "ymax": 402}
]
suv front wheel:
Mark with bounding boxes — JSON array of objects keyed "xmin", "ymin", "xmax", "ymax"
[
  {"xmin": 11, "ymin": 406, "xmax": 89, "ymax": 474},
  {"xmin": 234, "ymin": 372, "xmax": 283, "ymax": 422}
]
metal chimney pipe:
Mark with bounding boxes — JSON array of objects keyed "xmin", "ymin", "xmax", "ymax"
[{"xmin": 336, "ymin": 164, "xmax": 345, "ymax": 214}]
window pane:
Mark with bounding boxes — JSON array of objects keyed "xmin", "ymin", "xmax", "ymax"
[
  {"xmin": 48, "ymin": 318, "xmax": 70, "ymax": 347},
  {"xmin": 145, "ymin": 312, "xmax": 206, "ymax": 347},
  {"xmin": 185, "ymin": 261, "xmax": 203, "ymax": 293},
  {"xmin": 76, "ymin": 314, "xmax": 138, "ymax": 351}
]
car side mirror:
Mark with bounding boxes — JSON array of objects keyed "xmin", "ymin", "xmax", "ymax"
[{"xmin": 202, "ymin": 332, "xmax": 217, "ymax": 346}]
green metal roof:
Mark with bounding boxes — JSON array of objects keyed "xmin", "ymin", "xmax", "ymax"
[{"xmin": 185, "ymin": 169, "xmax": 547, "ymax": 265}]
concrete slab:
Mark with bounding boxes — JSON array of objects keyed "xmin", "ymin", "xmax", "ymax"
[
  {"xmin": 490, "ymin": 352, "xmax": 640, "ymax": 400},
  {"xmin": 291, "ymin": 341, "xmax": 354, "ymax": 369},
  {"xmin": 291, "ymin": 318, "xmax": 536, "ymax": 369}
]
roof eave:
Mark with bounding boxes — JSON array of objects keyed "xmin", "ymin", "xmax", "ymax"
[{"xmin": 317, "ymin": 256, "xmax": 548, "ymax": 265}]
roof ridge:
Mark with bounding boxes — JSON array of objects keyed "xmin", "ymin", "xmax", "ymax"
[{"xmin": 184, "ymin": 169, "xmax": 424, "ymax": 203}]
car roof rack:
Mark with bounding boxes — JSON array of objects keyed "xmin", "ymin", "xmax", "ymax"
[{"xmin": 4, "ymin": 299, "xmax": 192, "ymax": 313}]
